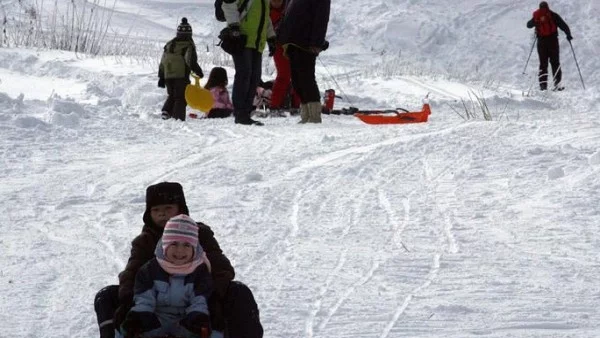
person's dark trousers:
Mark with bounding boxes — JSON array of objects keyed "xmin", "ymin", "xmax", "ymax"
[
  {"xmin": 287, "ymin": 45, "xmax": 320, "ymax": 104},
  {"xmin": 94, "ymin": 285, "xmax": 119, "ymax": 338},
  {"xmin": 162, "ymin": 78, "xmax": 189, "ymax": 121},
  {"xmin": 537, "ymin": 36, "xmax": 562, "ymax": 90},
  {"xmin": 207, "ymin": 108, "xmax": 233, "ymax": 118},
  {"xmin": 231, "ymin": 48, "xmax": 262, "ymax": 123},
  {"xmin": 223, "ymin": 281, "xmax": 263, "ymax": 338}
]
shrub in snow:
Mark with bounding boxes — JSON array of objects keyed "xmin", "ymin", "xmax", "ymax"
[
  {"xmin": 547, "ymin": 166, "xmax": 564, "ymax": 180},
  {"xmin": 448, "ymin": 90, "xmax": 508, "ymax": 121}
]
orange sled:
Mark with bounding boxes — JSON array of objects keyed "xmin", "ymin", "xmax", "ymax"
[{"xmin": 354, "ymin": 103, "xmax": 431, "ymax": 125}]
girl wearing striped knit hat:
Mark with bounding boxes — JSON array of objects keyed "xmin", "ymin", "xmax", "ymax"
[{"xmin": 120, "ymin": 214, "xmax": 220, "ymax": 338}]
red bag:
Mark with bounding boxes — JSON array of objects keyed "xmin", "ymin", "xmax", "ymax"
[{"xmin": 533, "ymin": 8, "xmax": 557, "ymax": 37}]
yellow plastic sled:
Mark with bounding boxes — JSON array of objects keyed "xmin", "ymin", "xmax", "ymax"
[{"xmin": 185, "ymin": 74, "xmax": 214, "ymax": 114}]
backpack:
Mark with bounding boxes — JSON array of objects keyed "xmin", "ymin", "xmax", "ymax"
[
  {"xmin": 214, "ymin": 0, "xmax": 251, "ymax": 22},
  {"xmin": 533, "ymin": 8, "xmax": 557, "ymax": 37},
  {"xmin": 160, "ymin": 40, "xmax": 191, "ymax": 79}
]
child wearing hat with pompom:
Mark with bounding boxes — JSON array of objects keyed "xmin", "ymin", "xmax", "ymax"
[
  {"xmin": 158, "ymin": 17, "xmax": 205, "ymax": 121},
  {"xmin": 120, "ymin": 214, "xmax": 218, "ymax": 338}
]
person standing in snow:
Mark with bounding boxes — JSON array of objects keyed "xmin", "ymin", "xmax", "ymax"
[
  {"xmin": 277, "ymin": 0, "xmax": 330, "ymax": 123},
  {"xmin": 526, "ymin": 1, "xmax": 572, "ymax": 91},
  {"xmin": 268, "ymin": 0, "xmax": 301, "ymax": 114},
  {"xmin": 220, "ymin": 0, "xmax": 276, "ymax": 125},
  {"xmin": 93, "ymin": 182, "xmax": 263, "ymax": 338},
  {"xmin": 158, "ymin": 18, "xmax": 204, "ymax": 121},
  {"xmin": 119, "ymin": 214, "xmax": 215, "ymax": 338}
]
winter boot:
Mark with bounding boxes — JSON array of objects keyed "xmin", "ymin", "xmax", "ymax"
[
  {"xmin": 298, "ymin": 103, "xmax": 309, "ymax": 124},
  {"xmin": 307, "ymin": 102, "xmax": 323, "ymax": 123}
]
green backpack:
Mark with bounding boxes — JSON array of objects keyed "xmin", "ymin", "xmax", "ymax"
[{"xmin": 160, "ymin": 40, "xmax": 193, "ymax": 79}]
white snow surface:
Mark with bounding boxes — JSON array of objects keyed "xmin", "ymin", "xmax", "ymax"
[{"xmin": 1, "ymin": 0, "xmax": 600, "ymax": 337}]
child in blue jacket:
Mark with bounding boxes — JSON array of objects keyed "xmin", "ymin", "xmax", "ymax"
[{"xmin": 120, "ymin": 214, "xmax": 216, "ymax": 338}]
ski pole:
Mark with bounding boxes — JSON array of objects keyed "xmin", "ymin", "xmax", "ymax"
[
  {"xmin": 318, "ymin": 55, "xmax": 354, "ymax": 107},
  {"xmin": 568, "ymin": 40, "xmax": 585, "ymax": 90},
  {"xmin": 523, "ymin": 35, "xmax": 537, "ymax": 74}
]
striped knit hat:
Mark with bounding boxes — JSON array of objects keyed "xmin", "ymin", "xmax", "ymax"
[
  {"xmin": 177, "ymin": 17, "xmax": 193, "ymax": 36},
  {"xmin": 162, "ymin": 214, "xmax": 199, "ymax": 252}
]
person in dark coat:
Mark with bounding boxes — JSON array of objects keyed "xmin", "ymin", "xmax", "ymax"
[
  {"xmin": 526, "ymin": 1, "xmax": 572, "ymax": 91},
  {"xmin": 158, "ymin": 18, "xmax": 204, "ymax": 121},
  {"xmin": 94, "ymin": 182, "xmax": 263, "ymax": 338},
  {"xmin": 278, "ymin": 0, "xmax": 330, "ymax": 123}
]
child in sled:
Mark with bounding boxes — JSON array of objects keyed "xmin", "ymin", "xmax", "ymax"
[
  {"xmin": 119, "ymin": 214, "xmax": 218, "ymax": 338},
  {"xmin": 204, "ymin": 67, "xmax": 234, "ymax": 119}
]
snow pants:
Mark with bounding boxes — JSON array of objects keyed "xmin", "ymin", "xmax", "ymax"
[
  {"xmin": 287, "ymin": 45, "xmax": 321, "ymax": 104},
  {"xmin": 231, "ymin": 48, "xmax": 263, "ymax": 123},
  {"xmin": 537, "ymin": 36, "xmax": 562, "ymax": 90},
  {"xmin": 271, "ymin": 45, "xmax": 300, "ymax": 109},
  {"xmin": 162, "ymin": 78, "xmax": 189, "ymax": 121}
]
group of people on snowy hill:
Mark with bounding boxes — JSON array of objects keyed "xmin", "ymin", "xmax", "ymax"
[
  {"xmin": 159, "ymin": 0, "xmax": 331, "ymax": 126},
  {"xmin": 156, "ymin": 0, "xmax": 575, "ymax": 127},
  {"xmin": 92, "ymin": 2, "xmax": 574, "ymax": 338}
]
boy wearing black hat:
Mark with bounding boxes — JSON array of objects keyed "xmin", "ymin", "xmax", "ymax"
[
  {"xmin": 526, "ymin": 2, "xmax": 573, "ymax": 91},
  {"xmin": 94, "ymin": 182, "xmax": 262, "ymax": 338},
  {"xmin": 159, "ymin": 18, "xmax": 205, "ymax": 121}
]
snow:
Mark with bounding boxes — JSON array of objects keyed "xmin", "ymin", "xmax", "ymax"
[{"xmin": 1, "ymin": 0, "xmax": 599, "ymax": 337}]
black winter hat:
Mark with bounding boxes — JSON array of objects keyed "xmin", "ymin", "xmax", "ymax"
[
  {"xmin": 539, "ymin": 1, "xmax": 549, "ymax": 9},
  {"xmin": 146, "ymin": 182, "xmax": 186, "ymax": 208},
  {"xmin": 177, "ymin": 17, "xmax": 193, "ymax": 36},
  {"xmin": 143, "ymin": 182, "xmax": 190, "ymax": 226}
]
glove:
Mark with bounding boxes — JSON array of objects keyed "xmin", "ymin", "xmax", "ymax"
[
  {"xmin": 567, "ymin": 35, "xmax": 573, "ymax": 41},
  {"xmin": 193, "ymin": 69, "xmax": 204, "ymax": 79},
  {"xmin": 180, "ymin": 312, "xmax": 211, "ymax": 335},
  {"xmin": 321, "ymin": 40, "xmax": 329, "ymax": 51},
  {"xmin": 157, "ymin": 77, "xmax": 165, "ymax": 88},
  {"xmin": 121, "ymin": 312, "xmax": 143, "ymax": 338},
  {"xmin": 267, "ymin": 37, "xmax": 276, "ymax": 57},
  {"xmin": 228, "ymin": 24, "xmax": 241, "ymax": 38}
]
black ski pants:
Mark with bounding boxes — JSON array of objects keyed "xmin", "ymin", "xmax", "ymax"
[
  {"xmin": 162, "ymin": 78, "xmax": 189, "ymax": 121},
  {"xmin": 537, "ymin": 36, "xmax": 562, "ymax": 90},
  {"xmin": 231, "ymin": 48, "xmax": 262, "ymax": 123},
  {"xmin": 287, "ymin": 45, "xmax": 320, "ymax": 103}
]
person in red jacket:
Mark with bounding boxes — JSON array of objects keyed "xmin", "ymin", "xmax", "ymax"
[
  {"xmin": 268, "ymin": 0, "xmax": 301, "ymax": 114},
  {"xmin": 526, "ymin": 1, "xmax": 572, "ymax": 91}
]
